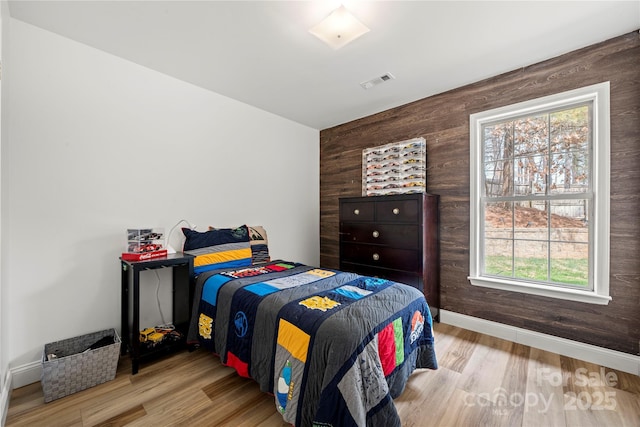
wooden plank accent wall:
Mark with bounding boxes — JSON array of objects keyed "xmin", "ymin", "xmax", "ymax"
[{"xmin": 319, "ymin": 31, "xmax": 640, "ymax": 355}]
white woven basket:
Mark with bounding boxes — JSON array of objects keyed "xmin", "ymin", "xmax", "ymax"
[{"xmin": 41, "ymin": 328, "xmax": 121, "ymax": 402}]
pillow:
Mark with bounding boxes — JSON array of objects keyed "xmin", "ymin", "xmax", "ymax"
[
  {"xmin": 208, "ymin": 225, "xmax": 271, "ymax": 265},
  {"xmin": 247, "ymin": 225, "xmax": 271, "ymax": 264},
  {"xmin": 182, "ymin": 225, "xmax": 251, "ymax": 274}
]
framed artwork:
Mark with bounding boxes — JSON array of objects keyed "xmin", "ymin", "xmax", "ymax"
[{"xmin": 362, "ymin": 137, "xmax": 426, "ymax": 196}]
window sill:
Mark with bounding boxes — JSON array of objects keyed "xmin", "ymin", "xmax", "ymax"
[{"xmin": 468, "ymin": 276, "xmax": 611, "ymax": 305}]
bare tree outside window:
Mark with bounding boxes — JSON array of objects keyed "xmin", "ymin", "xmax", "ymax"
[
  {"xmin": 481, "ymin": 104, "xmax": 591, "ymax": 287},
  {"xmin": 470, "ymin": 82, "xmax": 610, "ymax": 304}
]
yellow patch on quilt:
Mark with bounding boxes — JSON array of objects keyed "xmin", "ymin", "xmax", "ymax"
[
  {"xmin": 288, "ymin": 380, "xmax": 295, "ymax": 402},
  {"xmin": 298, "ymin": 296, "xmax": 341, "ymax": 312},
  {"xmin": 193, "ymin": 247, "xmax": 252, "ymax": 267},
  {"xmin": 199, "ymin": 313, "xmax": 213, "ymax": 340},
  {"xmin": 277, "ymin": 319, "xmax": 310, "ymax": 363},
  {"xmin": 305, "ymin": 269, "xmax": 336, "ymax": 278}
]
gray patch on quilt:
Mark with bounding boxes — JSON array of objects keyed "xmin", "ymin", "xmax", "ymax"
[
  {"xmin": 212, "ymin": 264, "xmax": 314, "ymax": 359},
  {"xmin": 187, "ymin": 263, "xmax": 311, "ymax": 343},
  {"xmin": 273, "ymin": 348, "xmax": 305, "ymax": 425},
  {"xmin": 298, "ymin": 282, "xmax": 424, "ymax": 425},
  {"xmin": 184, "ymin": 241, "xmax": 248, "ymax": 257},
  {"xmin": 250, "ymin": 271, "xmax": 360, "ymax": 391},
  {"xmin": 337, "ymin": 335, "xmax": 389, "ymax": 427}
]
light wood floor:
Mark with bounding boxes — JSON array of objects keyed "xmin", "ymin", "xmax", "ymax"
[{"xmin": 7, "ymin": 322, "xmax": 640, "ymax": 426}]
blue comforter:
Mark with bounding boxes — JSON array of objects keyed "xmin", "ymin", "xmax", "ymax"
[{"xmin": 187, "ymin": 261, "xmax": 437, "ymax": 426}]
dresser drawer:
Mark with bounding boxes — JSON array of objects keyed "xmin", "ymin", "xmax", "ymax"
[
  {"xmin": 340, "ymin": 201, "xmax": 375, "ymax": 222},
  {"xmin": 340, "ymin": 223, "xmax": 420, "ymax": 249},
  {"xmin": 339, "ymin": 193, "xmax": 440, "ymax": 319},
  {"xmin": 340, "ymin": 244, "xmax": 420, "ymax": 271},
  {"xmin": 376, "ymin": 198, "xmax": 420, "ymax": 223}
]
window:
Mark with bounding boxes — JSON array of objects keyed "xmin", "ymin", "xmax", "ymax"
[{"xmin": 469, "ymin": 82, "xmax": 610, "ymax": 304}]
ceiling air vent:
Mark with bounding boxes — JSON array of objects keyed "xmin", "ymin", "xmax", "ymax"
[{"xmin": 360, "ymin": 73, "xmax": 395, "ymax": 90}]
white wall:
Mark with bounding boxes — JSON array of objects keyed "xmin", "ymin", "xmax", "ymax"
[
  {"xmin": 2, "ymin": 18, "xmax": 319, "ymax": 379},
  {"xmin": 0, "ymin": 2, "xmax": 7, "ymax": 422}
]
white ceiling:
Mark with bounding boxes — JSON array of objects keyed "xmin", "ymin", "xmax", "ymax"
[{"xmin": 7, "ymin": 1, "xmax": 640, "ymax": 130}]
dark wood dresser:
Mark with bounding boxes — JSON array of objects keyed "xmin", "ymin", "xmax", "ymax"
[{"xmin": 339, "ymin": 193, "xmax": 440, "ymax": 320}]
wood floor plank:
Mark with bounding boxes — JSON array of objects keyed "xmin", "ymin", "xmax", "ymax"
[
  {"xmin": 437, "ymin": 326, "xmax": 480, "ymax": 373},
  {"xmin": 493, "ymin": 341, "xmax": 530, "ymax": 427},
  {"xmin": 435, "ymin": 387, "xmax": 493, "ymax": 427},
  {"xmin": 128, "ymin": 396, "xmax": 218, "ymax": 427},
  {"xmin": 90, "ymin": 404, "xmax": 146, "ymax": 427},
  {"xmin": 213, "ymin": 389, "xmax": 275, "ymax": 426},
  {"xmin": 5, "ymin": 383, "xmax": 44, "ymax": 419},
  {"xmin": 457, "ymin": 334, "xmax": 513, "ymax": 398},
  {"xmin": 522, "ymin": 347, "xmax": 566, "ymax": 427},
  {"xmin": 395, "ymin": 367, "xmax": 460, "ymax": 426},
  {"xmin": 93, "ymin": 351, "xmax": 225, "ymax": 426},
  {"xmin": 201, "ymin": 370, "xmax": 250, "ymax": 400},
  {"xmin": 611, "ymin": 388, "xmax": 640, "ymax": 427},
  {"xmin": 427, "ymin": 322, "xmax": 458, "ymax": 358},
  {"xmin": 127, "ymin": 392, "xmax": 214, "ymax": 427},
  {"xmin": 6, "ymin": 323, "xmax": 640, "ymax": 427},
  {"xmin": 560, "ymin": 356, "xmax": 626, "ymax": 427}
]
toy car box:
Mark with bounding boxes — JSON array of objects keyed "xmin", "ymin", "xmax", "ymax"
[{"xmin": 122, "ymin": 228, "xmax": 167, "ymax": 261}]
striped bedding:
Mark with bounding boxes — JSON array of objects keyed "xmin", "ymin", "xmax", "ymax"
[{"xmin": 187, "ymin": 261, "xmax": 437, "ymax": 426}]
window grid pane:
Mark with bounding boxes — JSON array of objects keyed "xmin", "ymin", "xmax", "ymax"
[{"xmin": 481, "ymin": 102, "xmax": 593, "ymax": 290}]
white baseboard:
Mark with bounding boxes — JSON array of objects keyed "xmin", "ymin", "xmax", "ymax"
[
  {"xmin": 440, "ymin": 310, "xmax": 640, "ymax": 376},
  {"xmin": 1, "ymin": 370, "xmax": 12, "ymax": 427},
  {"xmin": 9, "ymin": 361, "xmax": 41, "ymax": 390}
]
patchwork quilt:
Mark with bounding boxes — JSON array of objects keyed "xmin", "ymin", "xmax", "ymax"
[{"xmin": 187, "ymin": 261, "xmax": 437, "ymax": 427}]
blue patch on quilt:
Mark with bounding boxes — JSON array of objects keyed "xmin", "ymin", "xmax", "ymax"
[
  {"xmin": 194, "ymin": 258, "xmax": 252, "ymax": 275},
  {"xmin": 202, "ymin": 274, "xmax": 232, "ymax": 305},
  {"xmin": 244, "ymin": 282, "xmax": 279, "ymax": 296},
  {"xmin": 224, "ymin": 288, "xmax": 262, "ymax": 367},
  {"xmin": 332, "ymin": 285, "xmax": 373, "ymax": 300}
]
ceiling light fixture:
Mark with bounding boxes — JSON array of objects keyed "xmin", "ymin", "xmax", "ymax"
[{"xmin": 309, "ymin": 5, "xmax": 370, "ymax": 50}]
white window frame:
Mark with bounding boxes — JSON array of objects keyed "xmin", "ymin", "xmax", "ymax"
[{"xmin": 469, "ymin": 82, "xmax": 611, "ymax": 305}]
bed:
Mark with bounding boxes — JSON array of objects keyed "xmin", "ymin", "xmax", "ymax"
[{"xmin": 184, "ymin": 225, "xmax": 438, "ymax": 427}]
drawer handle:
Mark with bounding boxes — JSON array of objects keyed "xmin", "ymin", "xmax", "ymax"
[
  {"xmin": 372, "ymin": 230, "xmax": 379, "ymax": 238},
  {"xmin": 372, "ymin": 253, "xmax": 380, "ymax": 261},
  {"xmin": 354, "ymin": 209, "xmax": 360, "ymax": 215},
  {"xmin": 393, "ymin": 208, "xmax": 400, "ymax": 215}
]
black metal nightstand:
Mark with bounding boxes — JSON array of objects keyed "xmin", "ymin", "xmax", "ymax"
[{"xmin": 120, "ymin": 253, "xmax": 194, "ymax": 374}]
